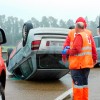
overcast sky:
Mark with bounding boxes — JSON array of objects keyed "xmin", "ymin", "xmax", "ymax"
[{"xmin": 0, "ymin": 0, "xmax": 99, "ymax": 21}]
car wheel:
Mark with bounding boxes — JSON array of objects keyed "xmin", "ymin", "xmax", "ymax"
[
  {"xmin": 0, "ymin": 83, "xmax": 5, "ymax": 100},
  {"xmin": 6, "ymin": 48, "xmax": 13, "ymax": 67},
  {"xmin": 22, "ymin": 22, "xmax": 33, "ymax": 47}
]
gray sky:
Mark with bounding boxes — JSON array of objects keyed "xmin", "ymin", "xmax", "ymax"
[{"xmin": 0, "ymin": 0, "xmax": 99, "ymax": 21}]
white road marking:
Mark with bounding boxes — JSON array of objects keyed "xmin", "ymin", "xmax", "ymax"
[
  {"xmin": 0, "ymin": 95, "xmax": 2, "ymax": 100},
  {"xmin": 55, "ymin": 88, "xmax": 73, "ymax": 100}
]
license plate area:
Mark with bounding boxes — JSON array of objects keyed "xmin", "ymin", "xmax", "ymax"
[{"xmin": 49, "ymin": 41, "xmax": 64, "ymax": 46}]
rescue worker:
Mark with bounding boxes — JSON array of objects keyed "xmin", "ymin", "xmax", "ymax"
[{"xmin": 62, "ymin": 17, "xmax": 97, "ymax": 100}]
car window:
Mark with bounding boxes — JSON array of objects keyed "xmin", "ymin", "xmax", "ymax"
[{"xmin": 94, "ymin": 37, "xmax": 100, "ymax": 48}]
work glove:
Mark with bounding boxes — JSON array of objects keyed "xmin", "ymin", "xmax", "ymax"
[
  {"xmin": 62, "ymin": 46, "xmax": 70, "ymax": 63},
  {"xmin": 62, "ymin": 46, "xmax": 70, "ymax": 55}
]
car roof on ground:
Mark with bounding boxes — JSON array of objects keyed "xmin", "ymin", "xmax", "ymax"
[{"xmin": 29, "ymin": 27, "xmax": 70, "ymax": 34}]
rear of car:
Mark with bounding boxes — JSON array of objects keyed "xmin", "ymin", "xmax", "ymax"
[
  {"xmin": 7, "ymin": 28, "xmax": 70, "ymax": 80},
  {"xmin": 27, "ymin": 28, "xmax": 70, "ymax": 79}
]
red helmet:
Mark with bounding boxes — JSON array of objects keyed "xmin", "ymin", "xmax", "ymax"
[{"xmin": 76, "ymin": 17, "xmax": 87, "ymax": 28}]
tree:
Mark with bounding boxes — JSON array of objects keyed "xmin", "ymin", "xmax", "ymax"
[
  {"xmin": 95, "ymin": 16, "xmax": 99, "ymax": 27},
  {"xmin": 48, "ymin": 16, "xmax": 59, "ymax": 27},
  {"xmin": 0, "ymin": 15, "xmax": 6, "ymax": 29},
  {"xmin": 89, "ymin": 21, "xmax": 97, "ymax": 36},
  {"xmin": 31, "ymin": 17, "xmax": 40, "ymax": 28},
  {"xmin": 40, "ymin": 16, "xmax": 50, "ymax": 27},
  {"xmin": 66, "ymin": 19, "xmax": 74, "ymax": 28},
  {"xmin": 85, "ymin": 16, "xmax": 89, "ymax": 28},
  {"xmin": 0, "ymin": 14, "xmax": 98, "ymax": 45},
  {"xmin": 19, "ymin": 19, "xmax": 24, "ymax": 34},
  {"xmin": 59, "ymin": 20, "xmax": 67, "ymax": 28}
]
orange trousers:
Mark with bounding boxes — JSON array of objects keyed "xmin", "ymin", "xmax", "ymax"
[{"xmin": 73, "ymin": 86, "xmax": 88, "ymax": 100}]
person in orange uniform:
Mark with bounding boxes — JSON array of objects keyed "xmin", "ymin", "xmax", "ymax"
[{"xmin": 62, "ymin": 17, "xmax": 97, "ymax": 100}]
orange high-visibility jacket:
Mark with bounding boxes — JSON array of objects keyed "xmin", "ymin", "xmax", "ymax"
[{"xmin": 69, "ymin": 30, "xmax": 93, "ymax": 69}]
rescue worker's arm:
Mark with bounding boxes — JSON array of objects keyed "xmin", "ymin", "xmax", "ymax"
[
  {"xmin": 90, "ymin": 34, "xmax": 98, "ymax": 64},
  {"xmin": 63, "ymin": 35, "xmax": 70, "ymax": 48},
  {"xmin": 62, "ymin": 33, "xmax": 70, "ymax": 63},
  {"xmin": 67, "ymin": 34, "xmax": 83, "ymax": 56}
]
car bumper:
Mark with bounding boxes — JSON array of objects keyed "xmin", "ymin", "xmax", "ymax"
[{"xmin": 36, "ymin": 54, "xmax": 69, "ymax": 69}]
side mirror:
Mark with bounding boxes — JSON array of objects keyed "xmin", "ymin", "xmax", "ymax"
[{"xmin": 0, "ymin": 28, "xmax": 7, "ymax": 44}]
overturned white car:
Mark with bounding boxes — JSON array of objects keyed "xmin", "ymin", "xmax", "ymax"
[{"xmin": 6, "ymin": 22, "xmax": 70, "ymax": 80}]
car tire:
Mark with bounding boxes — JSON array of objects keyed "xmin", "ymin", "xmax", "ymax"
[
  {"xmin": 22, "ymin": 22, "xmax": 33, "ymax": 47},
  {"xmin": 6, "ymin": 48, "xmax": 13, "ymax": 67},
  {"xmin": 0, "ymin": 83, "xmax": 5, "ymax": 100}
]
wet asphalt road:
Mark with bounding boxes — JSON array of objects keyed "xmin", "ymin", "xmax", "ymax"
[{"xmin": 5, "ymin": 68, "xmax": 100, "ymax": 100}]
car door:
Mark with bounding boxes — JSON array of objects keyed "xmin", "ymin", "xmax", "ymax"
[{"xmin": 16, "ymin": 39, "xmax": 34, "ymax": 78}]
